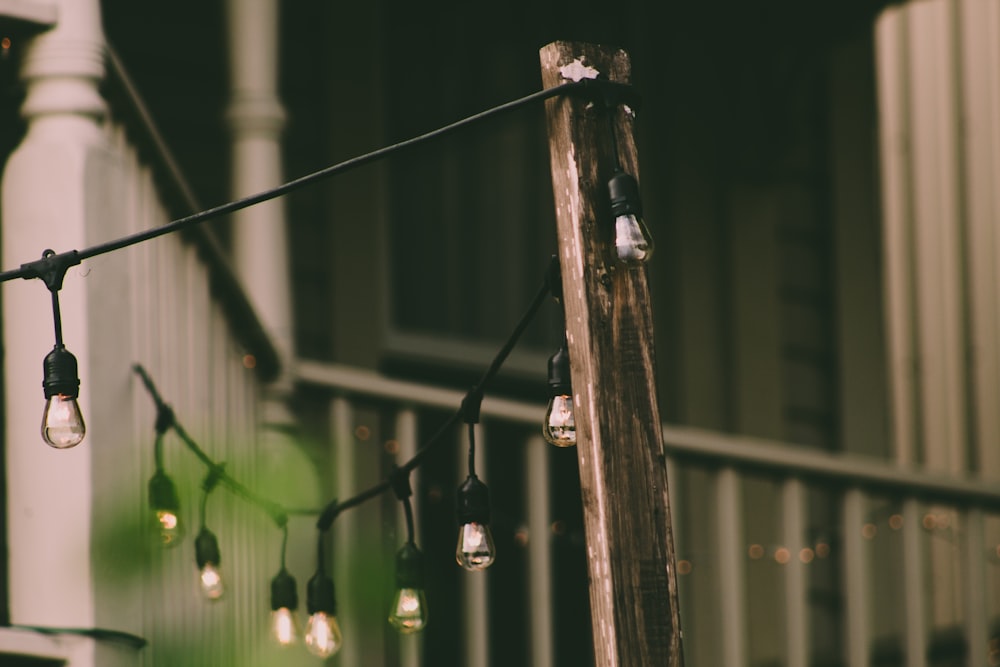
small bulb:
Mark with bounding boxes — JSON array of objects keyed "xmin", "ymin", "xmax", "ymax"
[
  {"xmin": 614, "ymin": 213, "xmax": 654, "ymax": 265},
  {"xmin": 608, "ymin": 171, "xmax": 654, "ymax": 266},
  {"xmin": 543, "ymin": 394, "xmax": 576, "ymax": 447},
  {"xmin": 200, "ymin": 563, "xmax": 224, "ymax": 600},
  {"xmin": 271, "ymin": 607, "xmax": 300, "ymax": 646},
  {"xmin": 156, "ymin": 510, "xmax": 181, "ymax": 544},
  {"xmin": 41, "ymin": 394, "xmax": 85, "ymax": 449},
  {"xmin": 304, "ymin": 611, "xmax": 343, "ymax": 657},
  {"xmin": 389, "ymin": 587, "xmax": 428, "ymax": 634},
  {"xmin": 456, "ymin": 522, "xmax": 496, "ymax": 571},
  {"xmin": 149, "ymin": 470, "xmax": 182, "ymax": 546}
]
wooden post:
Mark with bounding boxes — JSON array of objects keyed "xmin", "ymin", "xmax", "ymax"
[{"xmin": 540, "ymin": 41, "xmax": 685, "ymax": 666}]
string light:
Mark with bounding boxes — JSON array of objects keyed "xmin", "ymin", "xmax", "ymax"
[
  {"xmin": 456, "ymin": 395, "xmax": 497, "ymax": 571},
  {"xmin": 304, "ymin": 539, "xmax": 343, "ymax": 658},
  {"xmin": 148, "ymin": 467, "xmax": 182, "ymax": 546},
  {"xmin": 29, "ymin": 249, "xmax": 87, "ymax": 448},
  {"xmin": 389, "ymin": 468, "xmax": 428, "ymax": 633},
  {"xmin": 603, "ymin": 96, "xmax": 653, "ymax": 266},
  {"xmin": 543, "ymin": 339, "xmax": 576, "ymax": 447},
  {"xmin": 194, "ymin": 468, "xmax": 225, "ymax": 600},
  {"xmin": 270, "ymin": 524, "xmax": 300, "ymax": 646}
]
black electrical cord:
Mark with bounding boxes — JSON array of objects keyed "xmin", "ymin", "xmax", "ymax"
[{"xmin": 0, "ymin": 80, "xmax": 637, "ymax": 286}]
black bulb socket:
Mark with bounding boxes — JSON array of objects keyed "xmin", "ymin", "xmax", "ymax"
[
  {"xmin": 608, "ymin": 171, "xmax": 643, "ymax": 218},
  {"xmin": 306, "ymin": 571, "xmax": 337, "ymax": 615},
  {"xmin": 148, "ymin": 470, "xmax": 180, "ymax": 513},
  {"xmin": 195, "ymin": 527, "xmax": 221, "ymax": 569},
  {"xmin": 395, "ymin": 542, "xmax": 425, "ymax": 589},
  {"xmin": 547, "ymin": 345, "xmax": 572, "ymax": 397},
  {"xmin": 456, "ymin": 474, "xmax": 491, "ymax": 526},
  {"xmin": 270, "ymin": 568, "xmax": 299, "ymax": 611},
  {"xmin": 42, "ymin": 345, "xmax": 80, "ymax": 399}
]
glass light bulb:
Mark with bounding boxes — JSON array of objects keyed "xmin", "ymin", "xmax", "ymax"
[
  {"xmin": 456, "ymin": 522, "xmax": 496, "ymax": 571},
  {"xmin": 41, "ymin": 394, "xmax": 85, "ymax": 448},
  {"xmin": 304, "ymin": 611, "xmax": 343, "ymax": 658},
  {"xmin": 388, "ymin": 587, "xmax": 428, "ymax": 634},
  {"xmin": 199, "ymin": 563, "xmax": 224, "ymax": 600},
  {"xmin": 271, "ymin": 607, "xmax": 300, "ymax": 646},
  {"xmin": 543, "ymin": 394, "xmax": 576, "ymax": 447},
  {"xmin": 155, "ymin": 509, "xmax": 181, "ymax": 545},
  {"xmin": 614, "ymin": 213, "xmax": 654, "ymax": 265}
]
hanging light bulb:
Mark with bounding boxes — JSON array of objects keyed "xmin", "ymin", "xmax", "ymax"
[
  {"xmin": 389, "ymin": 542, "xmax": 428, "ymax": 633},
  {"xmin": 40, "ymin": 344, "xmax": 85, "ymax": 448},
  {"xmin": 455, "ymin": 474, "xmax": 496, "ymax": 571},
  {"xmin": 270, "ymin": 568, "xmax": 300, "ymax": 646},
  {"xmin": 148, "ymin": 469, "xmax": 182, "ymax": 546},
  {"xmin": 543, "ymin": 343, "xmax": 576, "ymax": 447},
  {"xmin": 608, "ymin": 171, "xmax": 653, "ymax": 266},
  {"xmin": 195, "ymin": 527, "xmax": 224, "ymax": 600},
  {"xmin": 304, "ymin": 570, "xmax": 343, "ymax": 657}
]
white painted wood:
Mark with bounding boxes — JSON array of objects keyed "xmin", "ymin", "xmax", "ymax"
[
  {"xmin": 525, "ymin": 434, "xmax": 554, "ymax": 667},
  {"xmin": 332, "ymin": 396, "xmax": 361, "ymax": 667},
  {"xmin": 962, "ymin": 508, "xmax": 987, "ymax": 667},
  {"xmin": 782, "ymin": 479, "xmax": 808, "ymax": 667},
  {"xmin": 0, "ymin": 3, "xmax": 105, "ymax": 662},
  {"xmin": 226, "ymin": 0, "xmax": 295, "ymax": 436},
  {"xmin": 875, "ymin": 6, "xmax": 919, "ymax": 468},
  {"xmin": 395, "ymin": 408, "xmax": 423, "ymax": 667},
  {"xmin": 842, "ymin": 490, "xmax": 870, "ymax": 667},
  {"xmin": 461, "ymin": 423, "xmax": 490, "ymax": 667},
  {"xmin": 716, "ymin": 467, "xmax": 747, "ymax": 667},
  {"xmin": 959, "ymin": 0, "xmax": 1000, "ymax": 481},
  {"xmin": 902, "ymin": 498, "xmax": 927, "ymax": 667}
]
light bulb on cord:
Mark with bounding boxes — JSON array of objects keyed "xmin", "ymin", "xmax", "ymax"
[
  {"xmin": 608, "ymin": 171, "xmax": 653, "ymax": 265},
  {"xmin": 455, "ymin": 474, "xmax": 496, "ymax": 571},
  {"xmin": 388, "ymin": 542, "xmax": 428, "ymax": 633},
  {"xmin": 270, "ymin": 568, "xmax": 300, "ymax": 646},
  {"xmin": 40, "ymin": 345, "xmax": 85, "ymax": 448},
  {"xmin": 543, "ymin": 342, "xmax": 576, "ymax": 447},
  {"xmin": 304, "ymin": 570, "xmax": 343, "ymax": 657},
  {"xmin": 148, "ymin": 469, "xmax": 182, "ymax": 546},
  {"xmin": 195, "ymin": 527, "xmax": 224, "ymax": 600}
]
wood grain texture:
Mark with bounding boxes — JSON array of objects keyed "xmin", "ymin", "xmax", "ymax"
[{"xmin": 539, "ymin": 41, "xmax": 685, "ymax": 667}]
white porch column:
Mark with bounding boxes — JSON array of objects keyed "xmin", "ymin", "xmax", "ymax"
[
  {"xmin": 875, "ymin": 0, "xmax": 999, "ymax": 657},
  {"xmin": 226, "ymin": 0, "xmax": 293, "ymax": 390},
  {"xmin": 0, "ymin": 1, "xmax": 134, "ymax": 665}
]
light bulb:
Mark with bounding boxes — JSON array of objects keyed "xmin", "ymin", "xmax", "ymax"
[
  {"xmin": 544, "ymin": 343, "xmax": 575, "ymax": 447},
  {"xmin": 305, "ymin": 611, "xmax": 343, "ymax": 657},
  {"xmin": 455, "ymin": 475, "xmax": 496, "ymax": 571},
  {"xmin": 40, "ymin": 344, "xmax": 84, "ymax": 448},
  {"xmin": 271, "ymin": 607, "xmax": 300, "ymax": 646},
  {"xmin": 270, "ymin": 568, "xmax": 299, "ymax": 646},
  {"xmin": 544, "ymin": 394, "xmax": 576, "ymax": 447},
  {"xmin": 608, "ymin": 171, "xmax": 653, "ymax": 266},
  {"xmin": 148, "ymin": 470, "xmax": 182, "ymax": 546},
  {"xmin": 389, "ymin": 588, "xmax": 428, "ymax": 634},
  {"xmin": 195, "ymin": 528, "xmax": 224, "ymax": 600},
  {"xmin": 305, "ymin": 570, "xmax": 342, "ymax": 657},
  {"xmin": 200, "ymin": 563, "xmax": 224, "ymax": 600},
  {"xmin": 456, "ymin": 522, "xmax": 496, "ymax": 571},
  {"xmin": 389, "ymin": 542, "xmax": 428, "ymax": 633},
  {"xmin": 41, "ymin": 394, "xmax": 86, "ymax": 448}
]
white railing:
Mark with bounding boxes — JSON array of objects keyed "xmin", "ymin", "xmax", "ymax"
[{"xmin": 296, "ymin": 359, "xmax": 1000, "ymax": 667}]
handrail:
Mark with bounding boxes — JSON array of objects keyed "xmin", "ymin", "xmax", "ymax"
[
  {"xmin": 295, "ymin": 358, "xmax": 1000, "ymax": 511},
  {"xmin": 103, "ymin": 44, "xmax": 280, "ymax": 382}
]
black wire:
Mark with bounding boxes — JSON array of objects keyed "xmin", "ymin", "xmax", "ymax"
[
  {"xmin": 134, "ymin": 364, "xmax": 289, "ymax": 528},
  {"xmin": 7, "ymin": 624, "xmax": 147, "ymax": 649},
  {"xmin": 316, "ymin": 267, "xmax": 552, "ymax": 531},
  {"xmin": 402, "ymin": 496, "xmax": 416, "ymax": 545},
  {"xmin": 280, "ymin": 523, "xmax": 289, "ymax": 570},
  {"xmin": 50, "ymin": 290, "xmax": 63, "ymax": 346},
  {"xmin": 467, "ymin": 422, "xmax": 477, "ymax": 478},
  {"xmin": 0, "ymin": 80, "xmax": 633, "ymax": 285}
]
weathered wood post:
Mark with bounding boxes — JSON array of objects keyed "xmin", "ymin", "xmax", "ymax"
[{"xmin": 540, "ymin": 41, "xmax": 685, "ymax": 666}]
